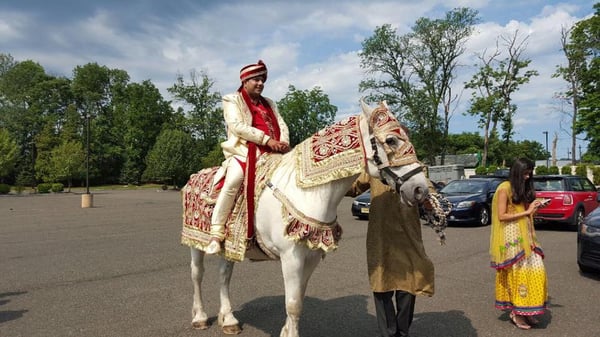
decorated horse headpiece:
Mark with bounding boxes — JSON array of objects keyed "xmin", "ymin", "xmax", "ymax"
[
  {"xmin": 362, "ymin": 100, "xmax": 424, "ymax": 192},
  {"xmin": 368, "ymin": 103, "xmax": 418, "ymax": 167}
]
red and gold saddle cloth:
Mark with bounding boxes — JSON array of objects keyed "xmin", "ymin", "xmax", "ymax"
[{"xmin": 181, "ymin": 154, "xmax": 282, "ymax": 262}]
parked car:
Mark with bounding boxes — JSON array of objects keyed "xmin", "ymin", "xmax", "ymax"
[
  {"xmin": 351, "ymin": 189, "xmax": 371, "ymax": 219},
  {"xmin": 533, "ymin": 175, "xmax": 599, "ymax": 228},
  {"xmin": 577, "ymin": 206, "xmax": 600, "ymax": 273},
  {"xmin": 439, "ymin": 177, "xmax": 505, "ymax": 226},
  {"xmin": 350, "ymin": 180, "xmax": 445, "ymax": 220}
]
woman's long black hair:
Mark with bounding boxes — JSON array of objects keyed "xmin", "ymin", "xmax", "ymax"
[{"xmin": 509, "ymin": 157, "xmax": 536, "ymax": 205}]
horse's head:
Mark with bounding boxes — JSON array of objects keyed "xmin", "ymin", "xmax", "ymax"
[{"xmin": 360, "ymin": 100, "xmax": 429, "ymax": 206}]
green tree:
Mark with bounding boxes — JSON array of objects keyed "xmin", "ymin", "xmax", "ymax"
[
  {"xmin": 0, "ymin": 53, "xmax": 16, "ymax": 77},
  {"xmin": 71, "ymin": 62, "xmax": 130, "ymax": 184},
  {"xmin": 0, "ymin": 60, "xmax": 50, "ymax": 184},
  {"xmin": 143, "ymin": 129, "xmax": 199, "ymax": 188},
  {"xmin": 465, "ymin": 31, "xmax": 539, "ymax": 166},
  {"xmin": 116, "ymin": 80, "xmax": 173, "ymax": 184},
  {"xmin": 167, "ymin": 70, "xmax": 224, "ymax": 157},
  {"xmin": 446, "ymin": 132, "xmax": 483, "ymax": 154},
  {"xmin": 359, "ymin": 8, "xmax": 479, "ymax": 164},
  {"xmin": 566, "ymin": 4, "xmax": 600, "ymax": 160},
  {"xmin": 0, "ymin": 128, "xmax": 19, "ymax": 181},
  {"xmin": 277, "ymin": 85, "xmax": 337, "ymax": 146},
  {"xmin": 49, "ymin": 140, "xmax": 85, "ymax": 192},
  {"xmin": 201, "ymin": 142, "xmax": 225, "ymax": 169}
]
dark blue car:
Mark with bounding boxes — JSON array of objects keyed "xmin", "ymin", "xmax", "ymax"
[
  {"xmin": 440, "ymin": 177, "xmax": 505, "ymax": 226},
  {"xmin": 578, "ymin": 206, "xmax": 600, "ymax": 274}
]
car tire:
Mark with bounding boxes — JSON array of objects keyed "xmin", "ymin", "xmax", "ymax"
[
  {"xmin": 479, "ymin": 206, "xmax": 490, "ymax": 226},
  {"xmin": 578, "ymin": 262, "xmax": 596, "ymax": 274},
  {"xmin": 572, "ymin": 208, "xmax": 585, "ymax": 228}
]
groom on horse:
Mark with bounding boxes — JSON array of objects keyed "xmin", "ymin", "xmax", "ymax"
[{"xmin": 206, "ymin": 60, "xmax": 291, "ymax": 255}]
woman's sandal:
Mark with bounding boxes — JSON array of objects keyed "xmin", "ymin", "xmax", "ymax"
[
  {"xmin": 525, "ymin": 316, "xmax": 540, "ymax": 325},
  {"xmin": 509, "ymin": 312, "xmax": 532, "ymax": 330}
]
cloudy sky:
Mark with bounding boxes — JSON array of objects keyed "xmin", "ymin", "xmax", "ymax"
[{"xmin": 1, "ymin": 0, "xmax": 596, "ymax": 157}]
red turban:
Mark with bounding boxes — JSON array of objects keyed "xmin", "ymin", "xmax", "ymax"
[{"xmin": 239, "ymin": 60, "xmax": 267, "ymax": 83}]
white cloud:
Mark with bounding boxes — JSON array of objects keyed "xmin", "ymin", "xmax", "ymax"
[
  {"xmin": 0, "ymin": 11, "xmax": 28, "ymax": 41},
  {"xmin": 0, "ymin": 0, "xmax": 595, "ymax": 150}
]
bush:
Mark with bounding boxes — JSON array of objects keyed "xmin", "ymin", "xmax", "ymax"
[
  {"xmin": 535, "ymin": 166, "xmax": 548, "ymax": 175},
  {"xmin": 592, "ymin": 167, "xmax": 600, "ymax": 185},
  {"xmin": 487, "ymin": 165, "xmax": 498, "ymax": 174},
  {"xmin": 561, "ymin": 165, "xmax": 572, "ymax": 175},
  {"xmin": 51, "ymin": 183, "xmax": 64, "ymax": 193},
  {"xmin": 548, "ymin": 166, "xmax": 560, "ymax": 174},
  {"xmin": 0, "ymin": 183, "xmax": 10, "ymax": 194},
  {"xmin": 575, "ymin": 165, "xmax": 587, "ymax": 177},
  {"xmin": 475, "ymin": 166, "xmax": 487, "ymax": 175},
  {"xmin": 14, "ymin": 185, "xmax": 25, "ymax": 194},
  {"xmin": 37, "ymin": 183, "xmax": 53, "ymax": 193}
]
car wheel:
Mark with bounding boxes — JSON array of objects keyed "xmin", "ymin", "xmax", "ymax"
[
  {"xmin": 479, "ymin": 206, "xmax": 490, "ymax": 226},
  {"xmin": 572, "ymin": 208, "xmax": 585, "ymax": 228}
]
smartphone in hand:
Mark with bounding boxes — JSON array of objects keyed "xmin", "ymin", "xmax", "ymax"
[{"xmin": 536, "ymin": 198, "xmax": 551, "ymax": 208}]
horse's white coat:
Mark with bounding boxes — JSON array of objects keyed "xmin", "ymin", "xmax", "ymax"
[{"xmin": 188, "ymin": 102, "xmax": 429, "ymax": 337}]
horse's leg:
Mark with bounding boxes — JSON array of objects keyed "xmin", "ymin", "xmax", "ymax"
[
  {"xmin": 190, "ymin": 248, "xmax": 209, "ymax": 329},
  {"xmin": 279, "ymin": 250, "xmax": 322, "ymax": 337},
  {"xmin": 217, "ymin": 257, "xmax": 242, "ymax": 335}
]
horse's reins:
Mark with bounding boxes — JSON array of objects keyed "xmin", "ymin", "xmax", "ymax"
[{"xmin": 370, "ymin": 136, "xmax": 423, "ymax": 194}]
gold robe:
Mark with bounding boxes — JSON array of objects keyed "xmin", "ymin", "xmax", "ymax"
[{"xmin": 349, "ymin": 172, "xmax": 435, "ymax": 295}]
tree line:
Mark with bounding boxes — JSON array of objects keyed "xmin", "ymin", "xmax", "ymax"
[
  {"xmin": 0, "ymin": 59, "xmax": 338, "ymax": 190},
  {"xmin": 359, "ymin": 5, "xmax": 599, "ymax": 167},
  {"xmin": 1, "ymin": 4, "xmax": 598, "ymax": 190}
]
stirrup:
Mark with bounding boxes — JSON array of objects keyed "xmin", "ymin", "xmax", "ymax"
[{"xmin": 205, "ymin": 239, "xmax": 222, "ymax": 255}]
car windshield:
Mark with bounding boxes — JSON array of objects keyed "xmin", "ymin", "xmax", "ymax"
[{"xmin": 441, "ymin": 180, "xmax": 487, "ymax": 194}]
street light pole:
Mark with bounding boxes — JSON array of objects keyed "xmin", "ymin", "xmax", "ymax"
[
  {"xmin": 543, "ymin": 131, "xmax": 549, "ymax": 167},
  {"xmin": 85, "ymin": 113, "xmax": 90, "ymax": 195},
  {"xmin": 81, "ymin": 112, "xmax": 93, "ymax": 208}
]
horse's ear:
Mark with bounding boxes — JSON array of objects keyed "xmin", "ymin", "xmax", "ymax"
[{"xmin": 360, "ymin": 98, "xmax": 372, "ymax": 118}]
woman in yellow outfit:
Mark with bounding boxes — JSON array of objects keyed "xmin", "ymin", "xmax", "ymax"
[{"xmin": 490, "ymin": 158, "xmax": 548, "ymax": 330}]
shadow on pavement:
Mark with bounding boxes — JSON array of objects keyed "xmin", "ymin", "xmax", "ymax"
[{"xmin": 0, "ymin": 291, "xmax": 28, "ymax": 324}]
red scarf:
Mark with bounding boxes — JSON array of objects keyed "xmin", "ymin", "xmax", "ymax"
[{"xmin": 240, "ymin": 89, "xmax": 281, "ymax": 238}]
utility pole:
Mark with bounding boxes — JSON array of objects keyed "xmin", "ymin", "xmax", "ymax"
[
  {"xmin": 543, "ymin": 131, "xmax": 549, "ymax": 167},
  {"xmin": 81, "ymin": 112, "xmax": 93, "ymax": 208}
]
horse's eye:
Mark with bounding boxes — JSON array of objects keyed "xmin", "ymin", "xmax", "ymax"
[{"xmin": 385, "ymin": 137, "xmax": 397, "ymax": 146}]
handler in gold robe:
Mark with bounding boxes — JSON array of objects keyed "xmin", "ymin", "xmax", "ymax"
[{"xmin": 348, "ymin": 172, "xmax": 435, "ymax": 337}]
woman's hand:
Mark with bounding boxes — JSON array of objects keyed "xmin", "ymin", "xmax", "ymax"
[{"xmin": 527, "ymin": 200, "xmax": 542, "ymax": 215}]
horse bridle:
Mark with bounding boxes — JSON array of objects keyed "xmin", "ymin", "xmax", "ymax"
[{"xmin": 370, "ymin": 137, "xmax": 424, "ymax": 194}]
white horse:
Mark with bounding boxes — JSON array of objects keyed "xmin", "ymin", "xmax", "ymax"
[{"xmin": 182, "ymin": 101, "xmax": 429, "ymax": 337}]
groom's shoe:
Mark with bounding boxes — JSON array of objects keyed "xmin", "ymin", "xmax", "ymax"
[{"xmin": 205, "ymin": 239, "xmax": 222, "ymax": 255}]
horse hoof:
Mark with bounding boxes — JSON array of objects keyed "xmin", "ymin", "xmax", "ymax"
[
  {"xmin": 222, "ymin": 324, "xmax": 242, "ymax": 335},
  {"xmin": 192, "ymin": 321, "xmax": 210, "ymax": 330}
]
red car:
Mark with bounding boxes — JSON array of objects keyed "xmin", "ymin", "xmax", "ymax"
[{"xmin": 533, "ymin": 175, "xmax": 599, "ymax": 228}]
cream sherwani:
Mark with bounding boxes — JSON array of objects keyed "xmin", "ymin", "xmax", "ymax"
[
  {"xmin": 210, "ymin": 92, "xmax": 289, "ymax": 234},
  {"xmin": 219, "ymin": 92, "xmax": 289, "ymax": 160}
]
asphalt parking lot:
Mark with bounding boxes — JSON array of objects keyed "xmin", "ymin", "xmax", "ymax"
[{"xmin": 1, "ymin": 189, "xmax": 599, "ymax": 337}]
